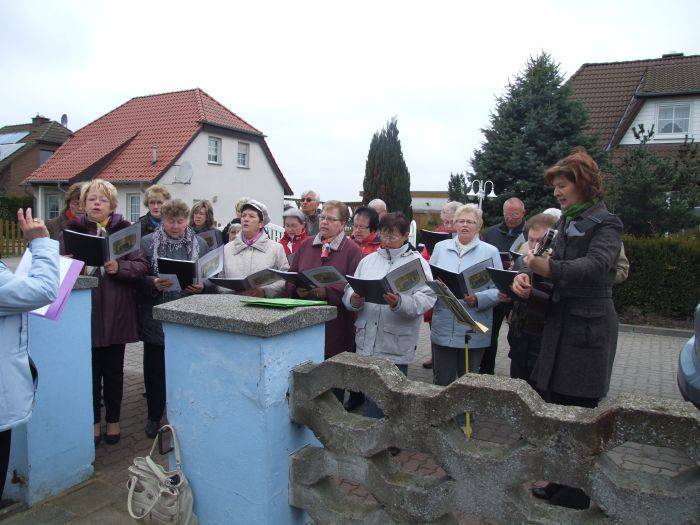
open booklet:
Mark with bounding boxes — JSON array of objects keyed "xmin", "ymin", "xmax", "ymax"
[
  {"xmin": 420, "ymin": 229, "xmax": 451, "ymax": 254},
  {"xmin": 196, "ymin": 229, "xmax": 220, "ymax": 249},
  {"xmin": 269, "ymin": 266, "xmax": 346, "ymax": 289},
  {"xmin": 345, "ymin": 258, "xmax": 427, "ymax": 305},
  {"xmin": 487, "ymin": 267, "xmax": 520, "ymax": 300},
  {"xmin": 157, "ymin": 245, "xmax": 224, "ymax": 289},
  {"xmin": 15, "ymin": 250, "xmax": 85, "ymax": 321},
  {"xmin": 429, "ymin": 258, "xmax": 494, "ymax": 297},
  {"xmin": 64, "ymin": 222, "xmax": 141, "ymax": 267},
  {"xmin": 209, "ymin": 268, "xmax": 281, "ymax": 292},
  {"xmin": 427, "ymin": 279, "xmax": 488, "ymax": 334}
]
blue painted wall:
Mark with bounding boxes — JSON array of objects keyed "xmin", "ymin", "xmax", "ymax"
[
  {"xmin": 5, "ymin": 288, "xmax": 94, "ymax": 505},
  {"xmin": 163, "ymin": 322, "xmax": 323, "ymax": 525}
]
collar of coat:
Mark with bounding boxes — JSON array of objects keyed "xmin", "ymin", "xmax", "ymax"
[
  {"xmin": 312, "ymin": 231, "xmax": 346, "ymax": 250},
  {"xmin": 445, "ymin": 235, "xmax": 481, "ymax": 256},
  {"xmin": 377, "ymin": 243, "xmax": 411, "ymax": 260},
  {"xmin": 230, "ymin": 232, "xmax": 272, "ymax": 254}
]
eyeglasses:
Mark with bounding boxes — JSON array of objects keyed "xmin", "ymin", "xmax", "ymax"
[
  {"xmin": 380, "ymin": 231, "xmax": 402, "ymax": 241},
  {"xmin": 353, "ymin": 224, "xmax": 370, "ymax": 231},
  {"xmin": 319, "ymin": 215, "xmax": 341, "ymax": 222},
  {"xmin": 301, "ymin": 198, "xmax": 316, "ymax": 203},
  {"xmin": 504, "ymin": 212, "xmax": 523, "ymax": 219},
  {"xmin": 454, "ymin": 219, "xmax": 478, "ymax": 226}
]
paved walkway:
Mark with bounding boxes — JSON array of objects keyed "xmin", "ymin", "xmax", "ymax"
[{"xmin": 0, "ymin": 324, "xmax": 693, "ymax": 524}]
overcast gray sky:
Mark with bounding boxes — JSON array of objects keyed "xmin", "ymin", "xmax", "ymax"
[{"xmin": 2, "ymin": 0, "xmax": 699, "ymax": 201}]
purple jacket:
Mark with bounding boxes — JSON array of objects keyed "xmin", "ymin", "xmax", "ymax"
[
  {"xmin": 62, "ymin": 213, "xmax": 148, "ymax": 347},
  {"xmin": 287, "ymin": 235, "xmax": 362, "ymax": 359}
]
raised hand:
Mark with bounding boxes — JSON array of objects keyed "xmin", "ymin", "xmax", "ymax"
[{"xmin": 17, "ymin": 208, "xmax": 49, "ymax": 242}]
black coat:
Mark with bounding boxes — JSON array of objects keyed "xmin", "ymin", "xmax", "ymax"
[
  {"xmin": 139, "ymin": 213, "xmax": 160, "ymax": 238},
  {"xmin": 532, "ymin": 201, "xmax": 622, "ymax": 399},
  {"xmin": 482, "ymin": 221, "xmax": 525, "ymax": 252}
]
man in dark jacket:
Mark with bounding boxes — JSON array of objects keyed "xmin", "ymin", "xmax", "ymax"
[{"xmin": 481, "ymin": 197, "xmax": 526, "ymax": 375}]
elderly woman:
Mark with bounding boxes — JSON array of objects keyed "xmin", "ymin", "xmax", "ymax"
[
  {"xmin": 62, "ymin": 179, "xmax": 148, "ymax": 445},
  {"xmin": 288, "ymin": 200, "xmax": 362, "ymax": 361},
  {"xmin": 351, "ymin": 206, "xmax": 382, "ymax": 256},
  {"xmin": 139, "ymin": 199, "xmax": 208, "ymax": 438},
  {"xmin": 46, "ymin": 182, "xmax": 84, "ymax": 240},
  {"xmin": 430, "ymin": 204, "xmax": 502, "ymax": 390},
  {"xmin": 512, "ymin": 148, "xmax": 622, "ymax": 509},
  {"xmin": 344, "ymin": 213, "xmax": 436, "ymax": 417},
  {"xmin": 190, "ymin": 199, "xmax": 223, "ymax": 248},
  {"xmin": 222, "ymin": 200, "xmax": 289, "ymax": 297},
  {"xmin": 279, "ymin": 208, "xmax": 308, "ymax": 257},
  {"xmin": 138, "ymin": 184, "xmax": 171, "ymax": 237}
]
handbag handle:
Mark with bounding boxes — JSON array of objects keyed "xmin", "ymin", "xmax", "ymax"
[{"xmin": 148, "ymin": 424, "xmax": 182, "ymax": 469}]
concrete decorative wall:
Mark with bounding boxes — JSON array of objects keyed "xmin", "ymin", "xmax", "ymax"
[{"xmin": 289, "ymin": 353, "xmax": 700, "ymax": 524}]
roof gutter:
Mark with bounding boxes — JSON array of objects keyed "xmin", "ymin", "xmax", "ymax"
[
  {"xmin": 606, "ymin": 71, "xmax": 648, "ymax": 151},
  {"xmin": 636, "ymin": 90, "xmax": 700, "ymax": 98}
]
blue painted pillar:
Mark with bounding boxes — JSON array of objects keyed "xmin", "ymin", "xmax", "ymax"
[
  {"xmin": 5, "ymin": 276, "xmax": 97, "ymax": 506},
  {"xmin": 154, "ymin": 295, "xmax": 336, "ymax": 525}
]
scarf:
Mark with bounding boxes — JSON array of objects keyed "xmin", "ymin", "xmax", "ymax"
[
  {"xmin": 320, "ymin": 234, "xmax": 339, "ymax": 260},
  {"xmin": 65, "ymin": 209, "xmax": 78, "ymax": 222},
  {"xmin": 150, "ymin": 225, "xmax": 200, "ymax": 275},
  {"xmin": 562, "ymin": 200, "xmax": 595, "ymax": 226},
  {"xmin": 242, "ymin": 229, "xmax": 264, "ymax": 247}
]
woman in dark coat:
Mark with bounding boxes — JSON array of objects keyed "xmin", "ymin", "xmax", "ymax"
[
  {"xmin": 512, "ymin": 147, "xmax": 623, "ymax": 509},
  {"xmin": 138, "ymin": 184, "xmax": 171, "ymax": 237},
  {"xmin": 139, "ymin": 199, "xmax": 208, "ymax": 438},
  {"xmin": 189, "ymin": 199, "xmax": 223, "ymax": 248},
  {"xmin": 46, "ymin": 182, "xmax": 84, "ymax": 240},
  {"xmin": 62, "ymin": 179, "xmax": 148, "ymax": 446}
]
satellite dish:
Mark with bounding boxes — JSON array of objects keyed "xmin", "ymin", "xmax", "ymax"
[
  {"xmin": 60, "ymin": 114, "xmax": 68, "ymax": 127},
  {"xmin": 173, "ymin": 161, "xmax": 193, "ymax": 184}
]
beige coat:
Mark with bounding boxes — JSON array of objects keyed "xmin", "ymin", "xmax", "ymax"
[{"xmin": 222, "ymin": 233, "xmax": 289, "ymax": 297}]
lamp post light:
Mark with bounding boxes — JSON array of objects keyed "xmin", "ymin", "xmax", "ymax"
[{"xmin": 466, "ymin": 179, "xmax": 498, "ymax": 209}]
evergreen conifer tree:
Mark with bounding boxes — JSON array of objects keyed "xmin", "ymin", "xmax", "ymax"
[
  {"xmin": 363, "ymin": 117, "xmax": 413, "ymax": 218},
  {"xmin": 470, "ymin": 53, "xmax": 602, "ymax": 224},
  {"xmin": 447, "ymin": 172, "xmax": 469, "ymax": 203}
]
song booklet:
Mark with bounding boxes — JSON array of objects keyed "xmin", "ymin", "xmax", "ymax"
[
  {"xmin": 429, "ymin": 258, "xmax": 494, "ymax": 297},
  {"xmin": 157, "ymin": 246, "xmax": 224, "ymax": 289},
  {"xmin": 196, "ymin": 229, "xmax": 220, "ymax": 249},
  {"xmin": 63, "ymin": 222, "xmax": 141, "ymax": 267},
  {"xmin": 345, "ymin": 258, "xmax": 426, "ymax": 305},
  {"xmin": 210, "ymin": 269, "xmax": 281, "ymax": 292},
  {"xmin": 487, "ymin": 267, "xmax": 520, "ymax": 300},
  {"xmin": 269, "ymin": 266, "xmax": 346, "ymax": 289},
  {"xmin": 419, "ymin": 229, "xmax": 450, "ymax": 254}
]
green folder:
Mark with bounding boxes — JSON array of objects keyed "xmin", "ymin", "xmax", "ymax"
[{"xmin": 239, "ymin": 298, "xmax": 327, "ymax": 309}]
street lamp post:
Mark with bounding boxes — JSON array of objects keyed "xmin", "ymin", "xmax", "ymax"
[{"xmin": 466, "ymin": 179, "xmax": 498, "ymax": 209}]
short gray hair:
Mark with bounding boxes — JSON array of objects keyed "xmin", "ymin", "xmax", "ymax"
[
  {"xmin": 301, "ymin": 189, "xmax": 320, "ymax": 201},
  {"xmin": 503, "ymin": 197, "xmax": 525, "ymax": 211},
  {"xmin": 441, "ymin": 201, "xmax": 462, "ymax": 218},
  {"xmin": 368, "ymin": 198, "xmax": 387, "ymax": 212},
  {"xmin": 454, "ymin": 203, "xmax": 483, "ymax": 229}
]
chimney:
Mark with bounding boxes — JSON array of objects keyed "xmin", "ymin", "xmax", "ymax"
[
  {"xmin": 661, "ymin": 52, "xmax": 684, "ymax": 59},
  {"xmin": 152, "ymin": 144, "xmax": 158, "ymax": 165},
  {"xmin": 31, "ymin": 115, "xmax": 50, "ymax": 126}
]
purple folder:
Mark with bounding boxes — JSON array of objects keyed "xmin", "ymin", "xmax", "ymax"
[{"xmin": 30, "ymin": 257, "xmax": 85, "ymax": 321}]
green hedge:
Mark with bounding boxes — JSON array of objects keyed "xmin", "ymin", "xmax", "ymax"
[
  {"xmin": 614, "ymin": 235, "xmax": 700, "ymax": 319},
  {"xmin": 0, "ymin": 195, "xmax": 34, "ymax": 220}
]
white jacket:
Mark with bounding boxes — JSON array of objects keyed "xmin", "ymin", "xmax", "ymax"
[
  {"xmin": 343, "ymin": 245, "xmax": 436, "ymax": 365},
  {"xmin": 222, "ymin": 233, "xmax": 289, "ymax": 297},
  {"xmin": 0, "ymin": 238, "xmax": 59, "ymax": 431}
]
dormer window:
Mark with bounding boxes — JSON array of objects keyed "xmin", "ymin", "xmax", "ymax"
[{"xmin": 657, "ymin": 103, "xmax": 690, "ymax": 134}]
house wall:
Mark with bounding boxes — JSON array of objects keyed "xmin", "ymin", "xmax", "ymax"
[
  {"xmin": 157, "ymin": 132, "xmax": 285, "ymax": 226},
  {"xmin": 1, "ymin": 146, "xmax": 48, "ymax": 198},
  {"xmin": 619, "ymin": 97, "xmax": 700, "ymax": 145}
]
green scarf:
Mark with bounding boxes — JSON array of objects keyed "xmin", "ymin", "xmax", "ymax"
[{"xmin": 562, "ymin": 200, "xmax": 595, "ymax": 225}]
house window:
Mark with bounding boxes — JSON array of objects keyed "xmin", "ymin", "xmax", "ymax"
[
  {"xmin": 127, "ymin": 193, "xmax": 142, "ymax": 224},
  {"xmin": 237, "ymin": 142, "xmax": 250, "ymax": 168},
  {"xmin": 658, "ymin": 103, "xmax": 690, "ymax": 134},
  {"xmin": 45, "ymin": 193, "xmax": 61, "ymax": 220},
  {"xmin": 39, "ymin": 149, "xmax": 53, "ymax": 166},
  {"xmin": 208, "ymin": 137, "xmax": 222, "ymax": 164}
]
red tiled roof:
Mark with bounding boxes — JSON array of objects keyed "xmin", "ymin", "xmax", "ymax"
[
  {"xmin": 25, "ymin": 88, "xmax": 268, "ymax": 184},
  {"xmin": 568, "ymin": 54, "xmax": 700, "ymax": 149}
]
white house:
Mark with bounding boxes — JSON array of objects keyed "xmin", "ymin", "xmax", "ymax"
[{"xmin": 25, "ymin": 88, "xmax": 292, "ymax": 225}]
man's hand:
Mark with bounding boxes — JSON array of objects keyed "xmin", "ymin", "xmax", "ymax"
[
  {"xmin": 512, "ymin": 273, "xmax": 532, "ymax": 299},
  {"xmin": 17, "ymin": 208, "xmax": 49, "ymax": 242},
  {"xmin": 497, "ymin": 291, "xmax": 511, "ymax": 303},
  {"xmin": 350, "ymin": 292, "xmax": 365, "ymax": 308},
  {"xmin": 104, "ymin": 260, "xmax": 119, "ymax": 274},
  {"xmin": 383, "ymin": 292, "xmax": 400, "ymax": 308},
  {"xmin": 185, "ymin": 283, "xmax": 204, "ymax": 294},
  {"xmin": 296, "ymin": 287, "xmax": 310, "ymax": 298},
  {"xmin": 310, "ymin": 287, "xmax": 326, "ymax": 299},
  {"xmin": 239, "ymin": 288, "xmax": 265, "ymax": 297}
]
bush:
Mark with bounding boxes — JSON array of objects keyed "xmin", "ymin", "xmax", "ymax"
[
  {"xmin": 0, "ymin": 195, "xmax": 33, "ymax": 220},
  {"xmin": 614, "ymin": 235, "xmax": 700, "ymax": 319}
]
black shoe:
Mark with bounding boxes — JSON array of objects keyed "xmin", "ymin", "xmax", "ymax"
[
  {"xmin": 104, "ymin": 433, "xmax": 120, "ymax": 445},
  {"xmin": 549, "ymin": 486, "xmax": 590, "ymax": 510},
  {"xmin": 531, "ymin": 482, "xmax": 562, "ymax": 500},
  {"xmin": 388, "ymin": 447, "xmax": 401, "ymax": 456},
  {"xmin": 422, "ymin": 359, "xmax": 433, "ymax": 369},
  {"xmin": 145, "ymin": 420, "xmax": 160, "ymax": 439},
  {"xmin": 94, "ymin": 434, "xmax": 102, "ymax": 446}
]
